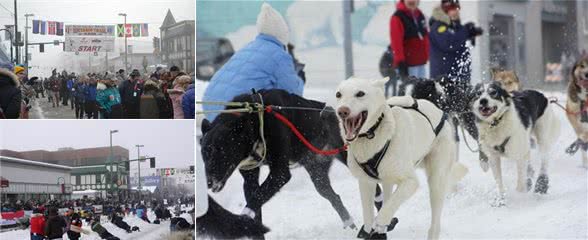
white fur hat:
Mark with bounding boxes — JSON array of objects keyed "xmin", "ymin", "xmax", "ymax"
[{"xmin": 256, "ymin": 2, "xmax": 289, "ymax": 46}]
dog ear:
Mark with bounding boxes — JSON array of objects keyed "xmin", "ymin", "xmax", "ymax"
[
  {"xmin": 372, "ymin": 77, "xmax": 389, "ymax": 89},
  {"xmin": 489, "ymin": 68, "xmax": 499, "ymax": 79},
  {"xmin": 201, "ymin": 119, "xmax": 212, "ymax": 135}
]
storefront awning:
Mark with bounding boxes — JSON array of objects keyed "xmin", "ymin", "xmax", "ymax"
[{"xmin": 1, "ymin": 177, "xmax": 9, "ymax": 188}]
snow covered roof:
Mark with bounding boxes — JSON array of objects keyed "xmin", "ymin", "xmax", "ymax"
[{"xmin": 0, "ymin": 156, "xmax": 72, "ymax": 170}]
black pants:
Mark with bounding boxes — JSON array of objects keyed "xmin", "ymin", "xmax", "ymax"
[
  {"xmin": 75, "ymin": 100, "xmax": 85, "ymax": 119},
  {"xmin": 85, "ymin": 101, "xmax": 99, "ymax": 119},
  {"xmin": 61, "ymin": 91, "xmax": 68, "ymax": 105}
]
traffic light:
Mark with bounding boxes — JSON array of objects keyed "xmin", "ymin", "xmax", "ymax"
[
  {"xmin": 190, "ymin": 165, "xmax": 194, "ymax": 173},
  {"xmin": 149, "ymin": 157, "xmax": 156, "ymax": 168},
  {"xmin": 39, "ymin": 44, "xmax": 44, "ymax": 53},
  {"xmin": 62, "ymin": 42, "xmax": 65, "ymax": 51}
]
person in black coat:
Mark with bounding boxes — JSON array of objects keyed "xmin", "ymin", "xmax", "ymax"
[
  {"xmin": 44, "ymin": 207, "xmax": 67, "ymax": 240},
  {"xmin": 0, "ymin": 67, "xmax": 22, "ymax": 119},
  {"xmin": 118, "ymin": 69, "xmax": 143, "ymax": 118}
]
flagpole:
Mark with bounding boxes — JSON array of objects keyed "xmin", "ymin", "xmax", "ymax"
[
  {"xmin": 24, "ymin": 13, "xmax": 34, "ymax": 70},
  {"xmin": 14, "ymin": 0, "xmax": 19, "ymax": 65}
]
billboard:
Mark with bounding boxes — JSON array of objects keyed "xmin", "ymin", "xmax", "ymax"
[
  {"xmin": 65, "ymin": 37, "xmax": 115, "ymax": 52},
  {"xmin": 65, "ymin": 25, "xmax": 115, "ymax": 37}
]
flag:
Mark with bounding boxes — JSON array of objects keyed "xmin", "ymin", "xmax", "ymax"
[
  {"xmin": 132, "ymin": 24, "xmax": 140, "ymax": 37},
  {"xmin": 56, "ymin": 22, "xmax": 64, "ymax": 36},
  {"xmin": 40, "ymin": 21, "xmax": 46, "ymax": 35},
  {"xmin": 141, "ymin": 23, "xmax": 149, "ymax": 37},
  {"xmin": 32, "ymin": 20, "xmax": 39, "ymax": 34},
  {"xmin": 48, "ymin": 21, "xmax": 56, "ymax": 35},
  {"xmin": 116, "ymin": 24, "xmax": 124, "ymax": 37},
  {"xmin": 125, "ymin": 24, "xmax": 132, "ymax": 37}
]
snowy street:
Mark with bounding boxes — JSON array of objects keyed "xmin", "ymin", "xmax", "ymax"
[{"xmin": 1, "ymin": 206, "xmax": 194, "ymax": 240}]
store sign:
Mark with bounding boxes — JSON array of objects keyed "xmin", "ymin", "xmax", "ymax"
[
  {"xmin": 65, "ymin": 25, "xmax": 115, "ymax": 37},
  {"xmin": 65, "ymin": 37, "xmax": 114, "ymax": 52}
]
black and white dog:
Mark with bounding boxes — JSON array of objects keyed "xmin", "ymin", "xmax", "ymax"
[
  {"xmin": 469, "ymin": 82, "xmax": 560, "ymax": 206},
  {"xmin": 200, "ymin": 89, "xmax": 356, "ymax": 229}
]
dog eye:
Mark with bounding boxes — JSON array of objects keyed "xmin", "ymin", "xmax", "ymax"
[
  {"xmin": 488, "ymin": 89, "xmax": 498, "ymax": 97},
  {"xmin": 355, "ymin": 91, "xmax": 365, "ymax": 97},
  {"xmin": 336, "ymin": 92, "xmax": 341, "ymax": 98}
]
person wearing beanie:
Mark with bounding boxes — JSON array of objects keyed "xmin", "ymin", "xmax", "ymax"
[
  {"xmin": 118, "ymin": 69, "xmax": 143, "ymax": 118},
  {"xmin": 389, "ymin": 0, "xmax": 429, "ymax": 81},
  {"xmin": 202, "ymin": 2, "xmax": 304, "ymax": 121},
  {"xmin": 0, "ymin": 66, "xmax": 21, "ymax": 118},
  {"xmin": 429, "ymin": 0, "xmax": 483, "ymax": 84},
  {"xmin": 97, "ymin": 78, "xmax": 123, "ymax": 119}
]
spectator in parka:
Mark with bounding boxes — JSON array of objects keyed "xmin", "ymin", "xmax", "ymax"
[
  {"xmin": 182, "ymin": 83, "xmax": 195, "ymax": 119},
  {"xmin": 84, "ymin": 76, "xmax": 99, "ymax": 119},
  {"xmin": 15, "ymin": 66, "xmax": 33, "ymax": 119},
  {"xmin": 203, "ymin": 3, "xmax": 304, "ymax": 121},
  {"xmin": 168, "ymin": 75, "xmax": 192, "ymax": 119},
  {"xmin": 73, "ymin": 76, "xmax": 87, "ymax": 119},
  {"xmin": 67, "ymin": 212, "xmax": 83, "ymax": 240},
  {"xmin": 97, "ymin": 78, "xmax": 123, "ymax": 119},
  {"xmin": 29, "ymin": 208, "xmax": 45, "ymax": 240},
  {"xmin": 0, "ymin": 64, "xmax": 21, "ymax": 119},
  {"xmin": 429, "ymin": 0, "xmax": 483, "ymax": 86},
  {"xmin": 44, "ymin": 207, "xmax": 67, "ymax": 240},
  {"xmin": 390, "ymin": 0, "xmax": 429, "ymax": 80},
  {"xmin": 140, "ymin": 80, "xmax": 172, "ymax": 119},
  {"xmin": 119, "ymin": 69, "xmax": 143, "ymax": 118}
]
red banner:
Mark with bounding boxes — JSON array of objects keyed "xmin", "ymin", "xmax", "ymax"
[{"xmin": 1, "ymin": 210, "xmax": 25, "ymax": 220}]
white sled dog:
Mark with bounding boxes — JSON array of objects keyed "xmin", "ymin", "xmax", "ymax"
[
  {"xmin": 470, "ymin": 82, "xmax": 560, "ymax": 206},
  {"xmin": 335, "ymin": 77, "xmax": 468, "ymax": 239}
]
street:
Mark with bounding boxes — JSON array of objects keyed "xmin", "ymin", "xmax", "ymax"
[{"xmin": 29, "ymin": 94, "xmax": 80, "ymax": 119}]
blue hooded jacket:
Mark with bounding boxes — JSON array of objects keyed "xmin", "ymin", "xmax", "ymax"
[
  {"xmin": 428, "ymin": 7, "xmax": 470, "ymax": 82},
  {"xmin": 182, "ymin": 84, "xmax": 195, "ymax": 119},
  {"xmin": 202, "ymin": 34, "xmax": 304, "ymax": 120}
]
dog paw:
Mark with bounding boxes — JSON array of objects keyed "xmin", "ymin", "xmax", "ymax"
[
  {"xmin": 367, "ymin": 231, "xmax": 387, "ymax": 239},
  {"xmin": 357, "ymin": 225, "xmax": 370, "ymax": 238},
  {"xmin": 343, "ymin": 217, "xmax": 356, "ymax": 230},
  {"xmin": 534, "ymin": 174, "xmax": 549, "ymax": 194}
]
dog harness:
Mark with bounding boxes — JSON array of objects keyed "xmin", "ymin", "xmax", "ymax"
[
  {"xmin": 494, "ymin": 136, "xmax": 511, "ymax": 154},
  {"xmin": 356, "ymin": 99, "xmax": 449, "ymax": 180}
]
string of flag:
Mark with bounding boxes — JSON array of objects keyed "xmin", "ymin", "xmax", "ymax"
[{"xmin": 31, "ymin": 20, "xmax": 148, "ymax": 37}]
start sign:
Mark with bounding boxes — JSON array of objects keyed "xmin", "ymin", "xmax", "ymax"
[{"xmin": 65, "ymin": 37, "xmax": 114, "ymax": 52}]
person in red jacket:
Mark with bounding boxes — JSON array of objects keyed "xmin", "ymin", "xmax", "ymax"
[
  {"xmin": 390, "ymin": 0, "xmax": 429, "ymax": 80},
  {"xmin": 29, "ymin": 208, "xmax": 45, "ymax": 240}
]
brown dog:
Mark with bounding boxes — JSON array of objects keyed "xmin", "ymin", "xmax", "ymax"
[
  {"xmin": 566, "ymin": 55, "xmax": 588, "ymax": 168},
  {"xmin": 490, "ymin": 68, "xmax": 521, "ymax": 93}
]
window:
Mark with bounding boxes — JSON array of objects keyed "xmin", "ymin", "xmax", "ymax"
[
  {"xmin": 113, "ymin": 165, "xmax": 117, "ymax": 172},
  {"xmin": 101, "ymin": 174, "xmax": 105, "ymax": 184},
  {"xmin": 71, "ymin": 176, "xmax": 76, "ymax": 185},
  {"xmin": 91, "ymin": 175, "xmax": 96, "ymax": 184},
  {"xmin": 81, "ymin": 175, "xmax": 86, "ymax": 185}
]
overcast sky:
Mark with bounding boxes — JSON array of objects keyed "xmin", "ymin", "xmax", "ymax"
[
  {"xmin": 0, "ymin": 0, "xmax": 194, "ymax": 76},
  {"xmin": 0, "ymin": 120, "xmax": 195, "ymax": 168}
]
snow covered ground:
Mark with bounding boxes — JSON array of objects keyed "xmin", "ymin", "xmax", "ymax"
[
  {"xmin": 1, "ymin": 206, "xmax": 194, "ymax": 240},
  {"xmin": 197, "ymin": 72, "xmax": 587, "ymax": 238}
]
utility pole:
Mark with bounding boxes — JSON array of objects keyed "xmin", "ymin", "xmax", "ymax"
[
  {"xmin": 135, "ymin": 144, "xmax": 144, "ymax": 190},
  {"xmin": 24, "ymin": 13, "xmax": 34, "ymax": 70},
  {"xmin": 342, "ymin": 0, "xmax": 354, "ymax": 79},
  {"xmin": 14, "ymin": 0, "xmax": 19, "ymax": 64},
  {"xmin": 118, "ymin": 13, "xmax": 128, "ymax": 72},
  {"xmin": 109, "ymin": 130, "xmax": 118, "ymax": 199}
]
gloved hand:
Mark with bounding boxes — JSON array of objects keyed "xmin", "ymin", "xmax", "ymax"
[
  {"xmin": 464, "ymin": 22, "xmax": 484, "ymax": 38},
  {"xmin": 397, "ymin": 61, "xmax": 409, "ymax": 80}
]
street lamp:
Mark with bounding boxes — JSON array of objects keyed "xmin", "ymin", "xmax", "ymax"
[
  {"xmin": 109, "ymin": 130, "xmax": 118, "ymax": 197},
  {"xmin": 24, "ymin": 13, "xmax": 34, "ymax": 70},
  {"xmin": 118, "ymin": 13, "xmax": 128, "ymax": 73},
  {"xmin": 135, "ymin": 144, "xmax": 144, "ymax": 190}
]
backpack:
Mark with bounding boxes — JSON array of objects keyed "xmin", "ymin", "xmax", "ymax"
[{"xmin": 379, "ymin": 45, "xmax": 397, "ymax": 79}]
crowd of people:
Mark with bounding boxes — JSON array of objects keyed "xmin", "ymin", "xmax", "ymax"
[
  {"xmin": 0, "ymin": 63, "xmax": 196, "ymax": 119},
  {"xmin": 2, "ymin": 195, "xmax": 195, "ymax": 240}
]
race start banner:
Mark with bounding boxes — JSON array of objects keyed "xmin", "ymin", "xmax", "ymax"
[
  {"xmin": 65, "ymin": 37, "xmax": 114, "ymax": 53},
  {"xmin": 65, "ymin": 25, "xmax": 115, "ymax": 37}
]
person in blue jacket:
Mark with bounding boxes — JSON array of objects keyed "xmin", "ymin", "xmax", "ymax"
[
  {"xmin": 202, "ymin": 3, "xmax": 304, "ymax": 121},
  {"xmin": 182, "ymin": 83, "xmax": 195, "ymax": 119},
  {"xmin": 84, "ymin": 76, "xmax": 99, "ymax": 119},
  {"xmin": 429, "ymin": 0, "xmax": 483, "ymax": 86}
]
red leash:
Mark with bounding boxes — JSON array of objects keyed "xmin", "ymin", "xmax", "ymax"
[{"xmin": 265, "ymin": 106, "xmax": 347, "ymax": 155}]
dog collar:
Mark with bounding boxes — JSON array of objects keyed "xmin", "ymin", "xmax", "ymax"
[
  {"xmin": 490, "ymin": 112, "xmax": 506, "ymax": 127},
  {"xmin": 358, "ymin": 113, "xmax": 385, "ymax": 139}
]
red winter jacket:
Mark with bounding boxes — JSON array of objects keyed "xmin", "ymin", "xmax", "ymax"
[
  {"xmin": 389, "ymin": 1, "xmax": 429, "ymax": 67},
  {"xmin": 30, "ymin": 214, "xmax": 46, "ymax": 235}
]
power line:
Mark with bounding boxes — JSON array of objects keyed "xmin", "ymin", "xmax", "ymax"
[{"xmin": 0, "ymin": 2, "xmax": 14, "ymax": 16}]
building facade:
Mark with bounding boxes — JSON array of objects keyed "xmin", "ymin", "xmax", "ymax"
[
  {"xmin": 0, "ymin": 146, "xmax": 130, "ymax": 199},
  {"xmin": 0, "ymin": 156, "xmax": 72, "ymax": 202},
  {"xmin": 160, "ymin": 9, "xmax": 195, "ymax": 74}
]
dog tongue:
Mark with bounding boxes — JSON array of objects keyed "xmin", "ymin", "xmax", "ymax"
[
  {"xmin": 345, "ymin": 115, "xmax": 362, "ymax": 140},
  {"xmin": 578, "ymin": 79, "xmax": 588, "ymax": 88}
]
